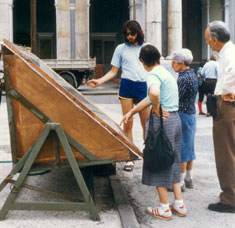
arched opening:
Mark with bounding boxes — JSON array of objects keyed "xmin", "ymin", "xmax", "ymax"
[
  {"xmin": 90, "ymin": 0, "xmax": 129, "ymax": 77},
  {"xmin": 13, "ymin": 0, "xmax": 56, "ymax": 59}
]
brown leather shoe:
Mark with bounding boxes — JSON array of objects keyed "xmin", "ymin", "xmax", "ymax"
[{"xmin": 208, "ymin": 202, "xmax": 235, "ymax": 213}]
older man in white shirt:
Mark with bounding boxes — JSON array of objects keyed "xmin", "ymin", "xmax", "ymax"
[{"xmin": 204, "ymin": 21, "xmax": 235, "ymax": 213}]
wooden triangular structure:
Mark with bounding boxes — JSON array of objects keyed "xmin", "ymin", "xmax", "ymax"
[
  {"xmin": 0, "ymin": 40, "xmax": 143, "ymax": 220},
  {"xmin": 2, "ymin": 39, "xmax": 142, "ymax": 165},
  {"xmin": 0, "ymin": 122, "xmax": 99, "ymax": 220}
]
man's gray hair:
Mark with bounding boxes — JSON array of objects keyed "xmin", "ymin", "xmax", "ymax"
[
  {"xmin": 172, "ymin": 48, "xmax": 193, "ymax": 66},
  {"xmin": 208, "ymin": 21, "xmax": 230, "ymax": 43}
]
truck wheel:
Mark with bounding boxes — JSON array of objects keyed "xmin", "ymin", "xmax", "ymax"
[{"xmin": 59, "ymin": 71, "xmax": 78, "ymax": 88}]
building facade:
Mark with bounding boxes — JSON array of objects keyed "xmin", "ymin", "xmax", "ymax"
[{"xmin": 0, "ymin": 0, "xmax": 234, "ymax": 71}]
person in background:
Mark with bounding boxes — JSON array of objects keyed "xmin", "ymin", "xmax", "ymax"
[
  {"xmin": 87, "ymin": 20, "xmax": 149, "ymax": 172},
  {"xmin": 197, "ymin": 62, "xmax": 207, "ymax": 115},
  {"xmin": 200, "ymin": 55, "xmax": 218, "ymax": 116},
  {"xmin": 121, "ymin": 45, "xmax": 187, "ymax": 220},
  {"xmin": 204, "ymin": 20, "xmax": 235, "ymax": 213},
  {"xmin": 171, "ymin": 49, "xmax": 198, "ymax": 191}
]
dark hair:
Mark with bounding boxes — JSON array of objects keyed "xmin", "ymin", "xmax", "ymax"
[
  {"xmin": 139, "ymin": 45, "xmax": 161, "ymax": 66},
  {"xmin": 208, "ymin": 21, "xmax": 230, "ymax": 43},
  {"xmin": 122, "ymin": 20, "xmax": 144, "ymax": 45}
]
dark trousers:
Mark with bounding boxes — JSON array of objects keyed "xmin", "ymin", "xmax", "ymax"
[
  {"xmin": 213, "ymin": 97, "xmax": 235, "ymax": 206},
  {"xmin": 205, "ymin": 79, "xmax": 217, "ymax": 95},
  {"xmin": 198, "ymin": 81, "xmax": 206, "ymax": 102},
  {"xmin": 205, "ymin": 79, "xmax": 217, "ymax": 113}
]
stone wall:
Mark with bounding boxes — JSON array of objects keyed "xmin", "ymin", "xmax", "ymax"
[{"xmin": 0, "ymin": 0, "xmax": 13, "ymax": 42}]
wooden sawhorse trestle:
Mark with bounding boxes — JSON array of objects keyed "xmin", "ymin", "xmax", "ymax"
[{"xmin": 0, "ymin": 122, "xmax": 102, "ymax": 221}]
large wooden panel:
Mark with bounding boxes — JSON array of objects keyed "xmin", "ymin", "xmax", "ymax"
[{"xmin": 2, "ymin": 40, "xmax": 142, "ymax": 165}]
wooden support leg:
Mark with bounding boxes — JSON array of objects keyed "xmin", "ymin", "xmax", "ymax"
[
  {"xmin": 0, "ymin": 123, "xmax": 100, "ymax": 221},
  {"xmin": 55, "ymin": 124, "xmax": 100, "ymax": 221},
  {"xmin": 0, "ymin": 125, "xmax": 51, "ymax": 220},
  {"xmin": 0, "ymin": 146, "xmax": 33, "ymax": 192}
]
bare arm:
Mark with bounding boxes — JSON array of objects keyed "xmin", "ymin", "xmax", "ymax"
[
  {"xmin": 87, "ymin": 66, "xmax": 119, "ymax": 88},
  {"xmin": 120, "ymin": 98, "xmax": 151, "ymax": 125},
  {"xmin": 149, "ymin": 85, "xmax": 169, "ymax": 118}
]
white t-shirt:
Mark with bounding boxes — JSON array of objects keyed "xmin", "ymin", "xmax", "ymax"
[{"xmin": 111, "ymin": 43, "xmax": 146, "ymax": 82}]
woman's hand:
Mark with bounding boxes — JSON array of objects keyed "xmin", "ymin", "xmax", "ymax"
[
  {"xmin": 87, "ymin": 79, "xmax": 102, "ymax": 88},
  {"xmin": 152, "ymin": 106, "xmax": 170, "ymax": 119},
  {"xmin": 120, "ymin": 111, "xmax": 133, "ymax": 126},
  {"xmin": 87, "ymin": 67, "xmax": 119, "ymax": 88}
]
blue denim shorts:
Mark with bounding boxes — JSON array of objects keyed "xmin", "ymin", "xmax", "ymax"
[{"xmin": 119, "ymin": 78, "xmax": 147, "ymax": 104}]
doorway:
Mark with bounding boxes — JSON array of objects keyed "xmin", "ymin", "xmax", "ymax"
[
  {"xmin": 13, "ymin": 0, "xmax": 56, "ymax": 59},
  {"xmin": 182, "ymin": 0, "xmax": 202, "ymax": 63}
]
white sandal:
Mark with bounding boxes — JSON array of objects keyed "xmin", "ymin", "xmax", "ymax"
[
  {"xmin": 170, "ymin": 204, "xmax": 187, "ymax": 217},
  {"xmin": 146, "ymin": 207, "xmax": 172, "ymax": 221},
  {"xmin": 123, "ymin": 161, "xmax": 134, "ymax": 172}
]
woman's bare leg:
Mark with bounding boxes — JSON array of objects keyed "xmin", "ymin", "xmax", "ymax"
[
  {"xmin": 119, "ymin": 98, "xmax": 134, "ymax": 141},
  {"xmin": 186, "ymin": 160, "xmax": 193, "ymax": 171},
  {"xmin": 172, "ymin": 183, "xmax": 187, "ymax": 216},
  {"xmin": 180, "ymin": 162, "xmax": 187, "ymax": 190},
  {"xmin": 156, "ymin": 187, "xmax": 169, "ymax": 204},
  {"xmin": 172, "ymin": 183, "xmax": 183, "ymax": 200},
  {"xmin": 120, "ymin": 98, "xmax": 135, "ymax": 171},
  {"xmin": 138, "ymin": 107, "xmax": 150, "ymax": 140}
]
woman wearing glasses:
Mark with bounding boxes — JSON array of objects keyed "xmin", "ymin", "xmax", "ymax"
[{"xmin": 87, "ymin": 20, "xmax": 149, "ymax": 171}]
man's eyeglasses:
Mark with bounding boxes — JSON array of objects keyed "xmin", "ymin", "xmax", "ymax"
[{"xmin": 126, "ymin": 31, "xmax": 136, "ymax": 36}]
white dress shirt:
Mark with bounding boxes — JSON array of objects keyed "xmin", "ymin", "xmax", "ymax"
[
  {"xmin": 215, "ymin": 41, "xmax": 235, "ymax": 95},
  {"xmin": 201, "ymin": 60, "xmax": 218, "ymax": 79}
]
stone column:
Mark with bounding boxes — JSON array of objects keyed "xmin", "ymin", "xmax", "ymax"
[
  {"xmin": 167, "ymin": 0, "xmax": 182, "ymax": 55},
  {"xmin": 224, "ymin": 0, "xmax": 229, "ymax": 25},
  {"xmin": 225, "ymin": 0, "xmax": 235, "ymax": 42},
  {"xmin": 75, "ymin": 0, "xmax": 89, "ymax": 59},
  {"xmin": 55, "ymin": 0, "xmax": 70, "ymax": 59},
  {"xmin": 129, "ymin": 0, "xmax": 145, "ymax": 33},
  {"xmin": 145, "ymin": 0, "xmax": 162, "ymax": 51},
  {"xmin": 229, "ymin": 0, "xmax": 235, "ymax": 42},
  {"xmin": 0, "ymin": 0, "xmax": 13, "ymax": 42},
  {"xmin": 129, "ymin": 0, "xmax": 136, "ymax": 20},
  {"xmin": 136, "ymin": 0, "xmax": 145, "ymax": 30},
  {"xmin": 201, "ymin": 0, "xmax": 210, "ymax": 60},
  {"xmin": 69, "ymin": 0, "xmax": 76, "ymax": 59}
]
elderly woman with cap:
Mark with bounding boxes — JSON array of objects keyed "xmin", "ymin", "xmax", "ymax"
[{"xmin": 171, "ymin": 49, "xmax": 198, "ymax": 191}]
